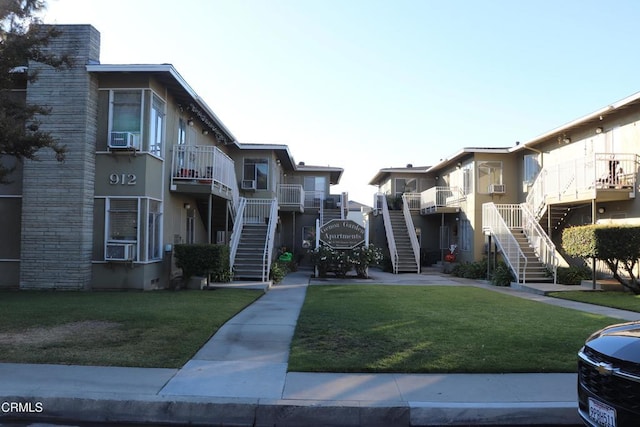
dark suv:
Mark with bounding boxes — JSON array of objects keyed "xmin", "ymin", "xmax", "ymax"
[{"xmin": 578, "ymin": 321, "xmax": 640, "ymax": 427}]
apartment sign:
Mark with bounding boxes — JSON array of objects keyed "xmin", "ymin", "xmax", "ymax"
[{"xmin": 320, "ymin": 219, "xmax": 365, "ymax": 249}]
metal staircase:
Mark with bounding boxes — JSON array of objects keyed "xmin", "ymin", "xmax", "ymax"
[
  {"xmin": 322, "ymin": 208, "xmax": 342, "ymax": 224},
  {"xmin": 387, "ymin": 211, "xmax": 420, "ymax": 273},
  {"xmin": 510, "ymin": 229, "xmax": 553, "ymax": 282},
  {"xmin": 483, "ymin": 203, "xmax": 558, "ymax": 284},
  {"xmin": 229, "ymin": 198, "xmax": 278, "ymax": 281},
  {"xmin": 232, "ymin": 224, "xmax": 269, "ymax": 280}
]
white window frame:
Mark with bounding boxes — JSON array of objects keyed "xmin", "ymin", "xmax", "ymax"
[
  {"xmin": 149, "ymin": 94, "xmax": 166, "ymax": 158},
  {"xmin": 523, "ymin": 154, "xmax": 540, "ymax": 187},
  {"xmin": 105, "ymin": 197, "xmax": 164, "ymax": 263},
  {"xmin": 477, "ymin": 161, "xmax": 503, "ymax": 194},
  {"xmin": 243, "ymin": 158, "xmax": 269, "ymax": 190},
  {"xmin": 459, "ymin": 219, "xmax": 472, "ymax": 252},
  {"xmin": 147, "ymin": 199, "xmax": 163, "ymax": 261},
  {"xmin": 105, "ymin": 197, "xmax": 140, "ymax": 262},
  {"xmin": 108, "ymin": 89, "xmax": 144, "ymax": 150},
  {"xmin": 394, "ymin": 177, "xmax": 417, "ymax": 197}
]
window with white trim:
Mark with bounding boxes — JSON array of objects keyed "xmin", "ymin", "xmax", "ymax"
[
  {"xmin": 459, "ymin": 219, "xmax": 472, "ymax": 252},
  {"xmin": 110, "ymin": 90, "xmax": 142, "ymax": 149},
  {"xmin": 243, "ymin": 158, "xmax": 268, "ymax": 190},
  {"xmin": 149, "ymin": 94, "xmax": 165, "ymax": 157},
  {"xmin": 462, "ymin": 165, "xmax": 473, "ymax": 195},
  {"xmin": 477, "ymin": 161, "xmax": 503, "ymax": 194},
  {"xmin": 105, "ymin": 198, "xmax": 164, "ymax": 262},
  {"xmin": 523, "ymin": 154, "xmax": 540, "ymax": 188},
  {"xmin": 394, "ymin": 178, "xmax": 417, "ymax": 197},
  {"xmin": 304, "ymin": 176, "xmax": 326, "ymax": 206},
  {"xmin": 147, "ymin": 199, "xmax": 163, "ymax": 261},
  {"xmin": 107, "ymin": 199, "xmax": 138, "ymax": 242}
]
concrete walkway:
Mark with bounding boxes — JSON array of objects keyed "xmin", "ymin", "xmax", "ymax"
[{"xmin": 2, "ymin": 269, "xmax": 639, "ymax": 426}]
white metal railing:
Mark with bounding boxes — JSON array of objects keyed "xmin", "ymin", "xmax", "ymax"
[
  {"xmin": 521, "ymin": 203, "xmax": 558, "ymax": 283},
  {"xmin": 482, "ymin": 202, "xmax": 527, "ymax": 283},
  {"xmin": 494, "ymin": 203, "xmax": 558, "ymax": 283},
  {"xmin": 526, "ymin": 152, "xmax": 638, "ymax": 220},
  {"xmin": 262, "ymin": 199, "xmax": 279, "ymax": 282},
  {"xmin": 171, "ymin": 145, "xmax": 236, "ymax": 197},
  {"xmin": 229, "ymin": 197, "xmax": 247, "ymax": 272},
  {"xmin": 378, "ymin": 192, "xmax": 399, "ymax": 274},
  {"xmin": 403, "ymin": 193, "xmax": 421, "ymax": 211},
  {"xmin": 340, "ymin": 192, "xmax": 349, "ymax": 219},
  {"xmin": 243, "ymin": 198, "xmax": 273, "ymax": 224},
  {"xmin": 278, "ymin": 184, "xmax": 304, "ymax": 210},
  {"xmin": 402, "ymin": 194, "xmax": 421, "ymax": 272},
  {"xmin": 420, "ymin": 186, "xmax": 463, "ymax": 213}
]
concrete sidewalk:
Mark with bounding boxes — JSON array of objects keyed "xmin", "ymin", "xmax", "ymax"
[{"xmin": 2, "ymin": 269, "xmax": 638, "ymax": 426}]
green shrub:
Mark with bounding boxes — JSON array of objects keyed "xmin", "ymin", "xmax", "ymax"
[
  {"xmin": 491, "ymin": 261, "xmax": 514, "ymax": 286},
  {"xmin": 309, "ymin": 244, "xmax": 383, "ymax": 278},
  {"xmin": 174, "ymin": 244, "xmax": 231, "ymax": 286},
  {"xmin": 270, "ymin": 261, "xmax": 288, "ymax": 284},
  {"xmin": 556, "ymin": 265, "xmax": 591, "ymax": 285},
  {"xmin": 451, "ymin": 259, "xmax": 488, "ymax": 279}
]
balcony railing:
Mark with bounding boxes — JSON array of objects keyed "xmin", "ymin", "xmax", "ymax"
[
  {"xmin": 170, "ymin": 145, "xmax": 236, "ymax": 199},
  {"xmin": 278, "ymin": 184, "xmax": 304, "ymax": 210},
  {"xmin": 526, "ymin": 152, "xmax": 638, "ymax": 219},
  {"xmin": 420, "ymin": 186, "xmax": 463, "ymax": 213}
]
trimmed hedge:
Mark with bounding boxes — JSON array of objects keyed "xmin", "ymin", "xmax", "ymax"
[
  {"xmin": 174, "ymin": 244, "xmax": 231, "ymax": 285},
  {"xmin": 563, "ymin": 225, "xmax": 640, "ymax": 293}
]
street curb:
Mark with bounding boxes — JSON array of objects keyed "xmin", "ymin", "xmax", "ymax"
[{"xmin": 0, "ymin": 394, "xmax": 582, "ymax": 426}]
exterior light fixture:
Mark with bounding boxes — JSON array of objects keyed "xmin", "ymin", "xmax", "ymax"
[
  {"xmin": 562, "ymin": 137, "xmax": 571, "ymax": 144},
  {"xmin": 187, "ymin": 118, "xmax": 194, "ymax": 126},
  {"xmin": 598, "ymin": 207, "xmax": 606, "ymax": 214},
  {"xmin": 596, "ymin": 127, "xmax": 603, "ymax": 134},
  {"xmin": 184, "ymin": 203, "xmax": 191, "ymax": 210},
  {"xmin": 202, "ymin": 129, "xmax": 209, "ymax": 135}
]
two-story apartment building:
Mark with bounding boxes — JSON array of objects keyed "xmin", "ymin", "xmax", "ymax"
[
  {"xmin": 0, "ymin": 24, "xmax": 346, "ymax": 290},
  {"xmin": 370, "ymin": 93, "xmax": 640, "ymax": 283}
]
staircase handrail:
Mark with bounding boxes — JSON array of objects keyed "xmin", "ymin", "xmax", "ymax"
[
  {"xmin": 520, "ymin": 202, "xmax": 558, "ymax": 283},
  {"xmin": 229, "ymin": 197, "xmax": 247, "ymax": 272},
  {"xmin": 402, "ymin": 194, "xmax": 421, "ymax": 273},
  {"xmin": 262, "ymin": 198, "xmax": 279, "ymax": 282},
  {"xmin": 340, "ymin": 192, "xmax": 349, "ymax": 219},
  {"xmin": 378, "ymin": 192, "xmax": 399, "ymax": 274},
  {"xmin": 482, "ymin": 202, "xmax": 527, "ymax": 284}
]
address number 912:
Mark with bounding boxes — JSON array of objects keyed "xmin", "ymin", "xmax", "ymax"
[{"xmin": 109, "ymin": 173, "xmax": 137, "ymax": 185}]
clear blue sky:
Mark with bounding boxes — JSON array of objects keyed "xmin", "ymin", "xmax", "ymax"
[{"xmin": 42, "ymin": 0, "xmax": 640, "ymax": 204}]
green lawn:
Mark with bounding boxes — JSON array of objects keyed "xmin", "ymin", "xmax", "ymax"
[
  {"xmin": 0, "ymin": 289, "xmax": 262, "ymax": 368},
  {"xmin": 289, "ymin": 285, "xmax": 620, "ymax": 374},
  {"xmin": 549, "ymin": 290, "xmax": 640, "ymax": 312}
]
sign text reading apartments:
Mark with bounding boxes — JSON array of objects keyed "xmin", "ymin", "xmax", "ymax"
[{"xmin": 319, "ymin": 219, "xmax": 365, "ymax": 249}]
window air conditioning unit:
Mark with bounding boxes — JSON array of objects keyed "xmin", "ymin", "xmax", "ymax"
[
  {"xmin": 106, "ymin": 243, "xmax": 135, "ymax": 261},
  {"xmin": 489, "ymin": 184, "xmax": 506, "ymax": 194},
  {"xmin": 241, "ymin": 180, "xmax": 257, "ymax": 190},
  {"xmin": 108, "ymin": 132, "xmax": 138, "ymax": 150}
]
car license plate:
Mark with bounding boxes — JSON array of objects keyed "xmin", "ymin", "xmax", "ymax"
[{"xmin": 589, "ymin": 397, "xmax": 616, "ymax": 427}]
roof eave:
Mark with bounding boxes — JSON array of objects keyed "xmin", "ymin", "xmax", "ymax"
[{"xmin": 86, "ymin": 63, "xmax": 238, "ymax": 146}]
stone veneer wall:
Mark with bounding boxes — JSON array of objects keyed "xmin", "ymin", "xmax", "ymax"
[{"xmin": 20, "ymin": 25, "xmax": 100, "ymax": 289}]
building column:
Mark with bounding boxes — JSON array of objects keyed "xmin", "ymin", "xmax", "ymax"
[{"xmin": 20, "ymin": 25, "xmax": 100, "ymax": 289}]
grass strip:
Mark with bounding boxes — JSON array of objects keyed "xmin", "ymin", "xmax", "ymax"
[
  {"xmin": 289, "ymin": 285, "xmax": 620, "ymax": 373},
  {"xmin": 548, "ymin": 290, "xmax": 640, "ymax": 313},
  {"xmin": 0, "ymin": 289, "xmax": 261, "ymax": 368}
]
